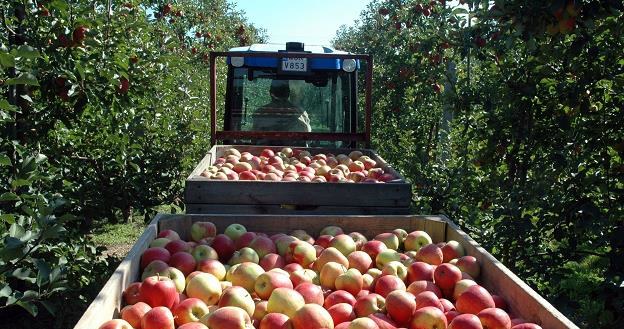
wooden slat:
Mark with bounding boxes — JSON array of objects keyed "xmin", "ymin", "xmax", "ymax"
[
  {"xmin": 184, "ymin": 179, "xmax": 410, "ymax": 207},
  {"xmin": 185, "ymin": 204, "xmax": 411, "ymax": 215},
  {"xmin": 441, "ymin": 216, "xmax": 578, "ymax": 329},
  {"xmin": 73, "ymin": 215, "xmax": 160, "ymax": 329},
  {"xmin": 157, "ymin": 215, "xmax": 444, "ymax": 243},
  {"xmin": 188, "ymin": 153, "xmax": 214, "ymax": 178}
]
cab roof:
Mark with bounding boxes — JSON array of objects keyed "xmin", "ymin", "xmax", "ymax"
[{"xmin": 226, "ymin": 43, "xmax": 357, "ymax": 71}]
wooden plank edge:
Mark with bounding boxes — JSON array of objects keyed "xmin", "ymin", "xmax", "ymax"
[
  {"xmin": 72, "ymin": 217, "xmax": 160, "ymax": 329},
  {"xmin": 439, "ymin": 216, "xmax": 578, "ymax": 329}
]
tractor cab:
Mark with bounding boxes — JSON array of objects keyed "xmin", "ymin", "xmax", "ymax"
[{"xmin": 209, "ymin": 42, "xmax": 372, "ymax": 148}]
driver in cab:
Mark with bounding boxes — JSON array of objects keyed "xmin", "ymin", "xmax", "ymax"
[{"xmin": 252, "ymin": 79, "xmax": 311, "ymax": 133}]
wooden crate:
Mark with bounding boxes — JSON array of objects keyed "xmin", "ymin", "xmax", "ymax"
[
  {"xmin": 74, "ymin": 214, "xmax": 578, "ymax": 329},
  {"xmin": 184, "ymin": 145, "xmax": 412, "ymax": 214}
]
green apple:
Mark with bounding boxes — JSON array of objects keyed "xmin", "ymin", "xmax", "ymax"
[{"xmin": 224, "ymin": 223, "xmax": 247, "ymax": 241}]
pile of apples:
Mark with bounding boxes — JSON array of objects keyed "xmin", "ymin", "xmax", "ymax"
[
  {"xmin": 199, "ymin": 147, "xmax": 400, "ymax": 183},
  {"xmin": 98, "ymin": 222, "xmax": 543, "ymax": 329}
]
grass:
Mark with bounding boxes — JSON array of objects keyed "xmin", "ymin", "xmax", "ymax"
[{"xmin": 91, "ymin": 221, "xmax": 146, "ymax": 247}]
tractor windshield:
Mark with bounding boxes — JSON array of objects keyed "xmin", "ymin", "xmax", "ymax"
[{"xmin": 224, "ymin": 67, "xmax": 357, "ymax": 142}]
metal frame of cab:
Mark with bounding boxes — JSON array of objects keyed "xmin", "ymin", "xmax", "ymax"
[{"xmin": 209, "ymin": 51, "xmax": 373, "ymax": 147}]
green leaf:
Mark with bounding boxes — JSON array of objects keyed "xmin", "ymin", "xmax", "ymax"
[
  {"xmin": 452, "ymin": 8, "xmax": 469, "ymax": 15},
  {"xmin": 0, "ymin": 154, "xmax": 10, "ymax": 166},
  {"xmin": 41, "ymin": 224, "xmax": 66, "ymax": 240},
  {"xmin": 11, "ymin": 268, "xmax": 36, "ymax": 283},
  {"xmin": 39, "ymin": 300, "xmax": 56, "ymax": 315},
  {"xmin": 35, "ymin": 259, "xmax": 51, "ymax": 286},
  {"xmin": 11, "ymin": 179, "xmax": 31, "ymax": 188},
  {"xmin": 0, "ymin": 99, "xmax": 18, "ymax": 112},
  {"xmin": 0, "ymin": 214, "xmax": 16, "ymax": 224},
  {"xmin": 0, "ymin": 284, "xmax": 12, "ymax": 298},
  {"xmin": 16, "ymin": 45, "xmax": 41, "ymax": 60},
  {"xmin": 16, "ymin": 300, "xmax": 38, "ymax": 317},
  {"xmin": 0, "ymin": 192, "xmax": 19, "ymax": 201},
  {"xmin": 0, "ymin": 52, "xmax": 15, "ymax": 68},
  {"xmin": 6, "ymin": 73, "xmax": 39, "ymax": 86}
]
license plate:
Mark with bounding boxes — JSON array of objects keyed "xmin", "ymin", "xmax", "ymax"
[{"xmin": 281, "ymin": 58, "xmax": 307, "ymax": 72}]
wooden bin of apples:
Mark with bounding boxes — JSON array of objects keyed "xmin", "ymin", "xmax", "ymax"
[
  {"xmin": 184, "ymin": 146, "xmax": 412, "ymax": 215},
  {"xmin": 75, "ymin": 214, "xmax": 577, "ymax": 329}
]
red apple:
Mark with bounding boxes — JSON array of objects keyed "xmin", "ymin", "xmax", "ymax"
[
  {"xmin": 141, "ymin": 247, "xmax": 171, "ymax": 269},
  {"xmin": 236, "ymin": 232, "xmax": 258, "ymax": 249},
  {"xmin": 456, "ymin": 285, "xmax": 495, "ymax": 315},
  {"xmin": 439, "ymin": 298, "xmax": 455, "ymax": 312},
  {"xmin": 325, "ymin": 289, "xmax": 357, "ymax": 308},
  {"xmin": 229, "ymin": 262, "xmax": 265, "ymax": 293},
  {"xmin": 204, "ymin": 306, "xmax": 253, "ymax": 329},
  {"xmin": 404, "ymin": 231, "xmax": 433, "ymax": 252},
  {"xmin": 407, "ymin": 280, "xmax": 442, "ymax": 298},
  {"xmin": 250, "ymin": 235, "xmax": 277, "ymax": 258},
  {"xmin": 362, "ymin": 240, "xmax": 388, "ymax": 260},
  {"xmin": 290, "ymin": 240, "xmax": 317, "ymax": 268},
  {"xmin": 178, "ymin": 323, "xmax": 208, "ymax": 329},
  {"xmin": 328, "ymin": 303, "xmax": 356, "ymax": 325},
  {"xmin": 492, "ymin": 295, "xmax": 508, "ymax": 311},
  {"xmin": 173, "ymin": 298, "xmax": 209, "ymax": 326},
  {"xmin": 441, "ymin": 241, "xmax": 465, "ymax": 263},
  {"xmin": 433, "ymin": 263, "xmax": 462, "ymax": 291},
  {"xmin": 354, "ymin": 293, "xmax": 385, "ymax": 317},
  {"xmin": 219, "ymin": 286, "xmax": 256, "ymax": 317},
  {"xmin": 141, "ymin": 306, "xmax": 174, "ymax": 329},
  {"xmin": 140, "ymin": 275, "xmax": 178, "ymax": 308},
  {"xmin": 454, "ymin": 256, "xmax": 480, "ymax": 279},
  {"xmin": 415, "ymin": 244, "xmax": 443, "ymax": 266},
  {"xmin": 511, "ymin": 324, "xmax": 542, "ymax": 329},
  {"xmin": 259, "ymin": 312, "xmax": 292, "ymax": 329},
  {"xmin": 267, "ymin": 287, "xmax": 306, "ymax": 318},
  {"xmin": 368, "ymin": 312, "xmax": 399, "ymax": 329},
  {"xmin": 409, "ymin": 306, "xmax": 447, "ymax": 329},
  {"xmin": 158, "ymin": 229, "xmax": 180, "ymax": 241},
  {"xmin": 448, "ymin": 314, "xmax": 483, "ymax": 329},
  {"xmin": 123, "ymin": 282, "xmax": 143, "ymax": 305},
  {"xmin": 414, "ymin": 291, "xmax": 443, "ymax": 311},
  {"xmin": 320, "ymin": 225, "xmax": 344, "ymax": 236},
  {"xmin": 375, "ymin": 232, "xmax": 400, "ymax": 250},
  {"xmin": 165, "ymin": 239, "xmax": 191, "ymax": 254},
  {"xmin": 121, "ymin": 302, "xmax": 151, "ymax": 329},
  {"xmin": 331, "ymin": 234, "xmax": 357, "ymax": 256},
  {"xmin": 98, "ymin": 319, "xmax": 133, "ymax": 329},
  {"xmin": 211, "ymin": 234, "xmax": 236, "ymax": 262},
  {"xmin": 260, "ymin": 253, "xmax": 286, "ymax": 271},
  {"xmin": 385, "ymin": 290, "xmax": 416, "ymax": 327},
  {"xmin": 348, "ymin": 251, "xmax": 374, "ymax": 273},
  {"xmin": 335, "ymin": 268, "xmax": 364, "ymax": 296},
  {"xmin": 291, "ymin": 303, "xmax": 334, "ymax": 329},
  {"xmin": 169, "ymin": 251, "xmax": 197, "ymax": 276},
  {"xmin": 255, "ymin": 271, "xmax": 294, "ymax": 300},
  {"xmin": 453, "ymin": 279, "xmax": 477, "ymax": 301},
  {"xmin": 315, "ymin": 235, "xmax": 334, "ymax": 248},
  {"xmin": 407, "ymin": 262, "xmax": 434, "ymax": 283},
  {"xmin": 190, "ymin": 221, "xmax": 217, "ymax": 242},
  {"xmin": 477, "ymin": 308, "xmax": 511, "ymax": 329},
  {"xmin": 375, "ymin": 275, "xmax": 406, "ymax": 298},
  {"xmin": 186, "ymin": 272, "xmax": 222, "ymax": 306},
  {"xmin": 295, "ymin": 282, "xmax": 324, "ymax": 305},
  {"xmin": 196, "ymin": 258, "xmax": 227, "ymax": 280},
  {"xmin": 445, "ymin": 310, "xmax": 461, "ymax": 324}
]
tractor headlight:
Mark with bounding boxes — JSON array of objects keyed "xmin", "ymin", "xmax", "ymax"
[
  {"xmin": 342, "ymin": 59, "xmax": 357, "ymax": 72},
  {"xmin": 231, "ymin": 56, "xmax": 245, "ymax": 67}
]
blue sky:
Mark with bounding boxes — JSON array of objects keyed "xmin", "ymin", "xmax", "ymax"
[{"xmin": 231, "ymin": 0, "xmax": 373, "ymax": 46}]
